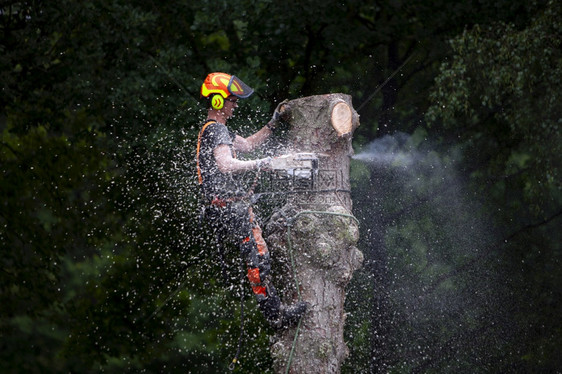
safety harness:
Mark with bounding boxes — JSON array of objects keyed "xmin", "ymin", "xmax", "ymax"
[{"xmin": 197, "ymin": 119, "xmax": 263, "ymax": 210}]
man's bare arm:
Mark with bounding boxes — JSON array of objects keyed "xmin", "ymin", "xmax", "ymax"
[
  {"xmin": 232, "ymin": 125, "xmax": 272, "ymax": 153},
  {"xmin": 214, "ymin": 144, "xmax": 258, "ymax": 173}
]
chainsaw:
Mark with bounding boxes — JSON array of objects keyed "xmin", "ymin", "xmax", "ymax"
[{"xmin": 270, "ymin": 152, "xmax": 319, "ymax": 178}]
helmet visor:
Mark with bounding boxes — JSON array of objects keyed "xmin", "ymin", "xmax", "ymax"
[{"xmin": 228, "ymin": 76, "xmax": 254, "ymax": 98}]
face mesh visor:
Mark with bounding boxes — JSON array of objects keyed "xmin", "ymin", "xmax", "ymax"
[{"xmin": 228, "ymin": 76, "xmax": 254, "ymax": 98}]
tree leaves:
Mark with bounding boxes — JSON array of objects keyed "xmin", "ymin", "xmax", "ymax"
[{"xmin": 427, "ymin": 0, "xmax": 561, "ymax": 217}]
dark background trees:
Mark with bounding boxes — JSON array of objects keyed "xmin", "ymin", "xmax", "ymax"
[{"xmin": 1, "ymin": 0, "xmax": 559, "ymax": 372}]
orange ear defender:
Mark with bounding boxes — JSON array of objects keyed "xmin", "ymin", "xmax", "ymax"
[{"xmin": 211, "ymin": 94, "xmax": 224, "ymax": 110}]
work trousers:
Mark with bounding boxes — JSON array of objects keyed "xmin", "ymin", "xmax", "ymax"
[{"xmin": 205, "ymin": 200, "xmax": 274, "ymax": 301}]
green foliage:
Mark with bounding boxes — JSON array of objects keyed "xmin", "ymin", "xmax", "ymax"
[
  {"xmin": 423, "ymin": 0, "xmax": 562, "ymax": 371},
  {"xmin": 427, "ymin": 0, "xmax": 561, "ymax": 217}
]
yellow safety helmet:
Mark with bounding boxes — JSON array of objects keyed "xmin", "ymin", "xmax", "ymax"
[{"xmin": 200, "ymin": 72, "xmax": 254, "ymax": 109}]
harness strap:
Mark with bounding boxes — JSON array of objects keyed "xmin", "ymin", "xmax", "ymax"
[
  {"xmin": 196, "ymin": 119, "xmax": 218, "ymax": 185},
  {"xmin": 210, "ymin": 195, "xmax": 247, "ymax": 207},
  {"xmin": 196, "ymin": 119, "xmax": 238, "ymax": 186}
]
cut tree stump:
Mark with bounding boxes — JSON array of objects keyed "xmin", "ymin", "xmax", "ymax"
[{"xmin": 265, "ymin": 93, "xmax": 363, "ymax": 374}]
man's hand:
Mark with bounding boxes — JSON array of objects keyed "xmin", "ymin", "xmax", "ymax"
[
  {"xmin": 255, "ymin": 157, "xmax": 273, "ymax": 171},
  {"xmin": 266, "ymin": 100, "xmax": 289, "ymax": 131}
]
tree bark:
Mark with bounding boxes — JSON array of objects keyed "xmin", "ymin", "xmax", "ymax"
[{"xmin": 265, "ymin": 94, "xmax": 363, "ymax": 374}]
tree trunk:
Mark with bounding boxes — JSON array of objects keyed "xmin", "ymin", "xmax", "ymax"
[{"xmin": 265, "ymin": 94, "xmax": 363, "ymax": 374}]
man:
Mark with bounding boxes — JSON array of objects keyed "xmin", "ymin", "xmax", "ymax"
[{"xmin": 196, "ymin": 72, "xmax": 307, "ymax": 329}]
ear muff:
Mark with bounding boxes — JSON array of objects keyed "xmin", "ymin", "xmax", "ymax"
[{"xmin": 211, "ymin": 94, "xmax": 224, "ymax": 110}]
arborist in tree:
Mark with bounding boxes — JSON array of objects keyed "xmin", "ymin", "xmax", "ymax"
[{"xmin": 196, "ymin": 72, "xmax": 307, "ymax": 329}]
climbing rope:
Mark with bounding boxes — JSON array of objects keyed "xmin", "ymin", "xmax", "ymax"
[{"xmin": 284, "ymin": 210, "xmax": 359, "ymax": 374}]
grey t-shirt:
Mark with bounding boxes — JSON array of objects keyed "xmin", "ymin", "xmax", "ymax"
[{"xmin": 197, "ymin": 120, "xmax": 245, "ymax": 199}]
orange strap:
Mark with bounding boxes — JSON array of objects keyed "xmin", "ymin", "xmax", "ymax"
[
  {"xmin": 196, "ymin": 120, "xmax": 236, "ymax": 185},
  {"xmin": 196, "ymin": 120, "xmax": 217, "ymax": 185}
]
